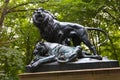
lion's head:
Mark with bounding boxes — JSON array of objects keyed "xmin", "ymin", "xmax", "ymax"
[{"xmin": 33, "ymin": 8, "xmax": 55, "ymax": 24}]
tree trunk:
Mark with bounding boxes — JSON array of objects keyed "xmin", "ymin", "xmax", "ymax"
[{"xmin": 0, "ymin": 0, "xmax": 10, "ymax": 31}]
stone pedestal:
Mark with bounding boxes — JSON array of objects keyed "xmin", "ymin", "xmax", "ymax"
[
  {"xmin": 20, "ymin": 58, "xmax": 120, "ymax": 80},
  {"xmin": 19, "ymin": 67, "xmax": 120, "ymax": 80}
]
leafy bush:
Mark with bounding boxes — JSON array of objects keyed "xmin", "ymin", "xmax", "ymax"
[{"xmin": 0, "ymin": 47, "xmax": 24, "ymax": 80}]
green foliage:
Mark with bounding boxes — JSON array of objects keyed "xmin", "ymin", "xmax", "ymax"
[
  {"xmin": 0, "ymin": 0, "xmax": 120, "ymax": 79},
  {"xmin": 0, "ymin": 47, "xmax": 24, "ymax": 80}
]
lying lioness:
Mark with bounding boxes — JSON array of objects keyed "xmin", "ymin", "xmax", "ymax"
[{"xmin": 26, "ymin": 41, "xmax": 102, "ymax": 72}]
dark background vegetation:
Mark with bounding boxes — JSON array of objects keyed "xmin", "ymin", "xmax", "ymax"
[{"xmin": 0, "ymin": 0, "xmax": 120, "ymax": 79}]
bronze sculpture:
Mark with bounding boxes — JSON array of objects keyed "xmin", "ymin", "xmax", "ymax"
[
  {"xmin": 25, "ymin": 8, "xmax": 119, "ymax": 73},
  {"xmin": 32, "ymin": 8, "xmax": 108, "ymax": 58}
]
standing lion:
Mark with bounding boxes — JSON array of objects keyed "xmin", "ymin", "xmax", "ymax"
[{"xmin": 32, "ymin": 8, "xmax": 108, "ymax": 59}]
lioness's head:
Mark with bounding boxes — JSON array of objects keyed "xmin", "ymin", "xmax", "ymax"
[
  {"xmin": 33, "ymin": 8, "xmax": 55, "ymax": 24},
  {"xmin": 33, "ymin": 41, "xmax": 49, "ymax": 56}
]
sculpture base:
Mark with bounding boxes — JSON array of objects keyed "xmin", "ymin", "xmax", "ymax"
[{"xmin": 26, "ymin": 57, "xmax": 119, "ymax": 72}]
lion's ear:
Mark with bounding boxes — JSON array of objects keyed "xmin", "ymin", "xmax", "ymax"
[
  {"xmin": 34, "ymin": 9, "xmax": 38, "ymax": 13},
  {"xmin": 41, "ymin": 41, "xmax": 44, "ymax": 44},
  {"xmin": 38, "ymin": 7, "xmax": 44, "ymax": 11},
  {"xmin": 39, "ymin": 40, "xmax": 44, "ymax": 45},
  {"xmin": 41, "ymin": 39, "xmax": 45, "ymax": 43}
]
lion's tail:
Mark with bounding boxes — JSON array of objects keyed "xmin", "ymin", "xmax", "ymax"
[{"xmin": 86, "ymin": 27, "xmax": 108, "ymax": 47}]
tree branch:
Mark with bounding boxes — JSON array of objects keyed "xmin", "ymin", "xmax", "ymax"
[
  {"xmin": 0, "ymin": 0, "xmax": 49, "ymax": 32},
  {"xmin": 104, "ymin": 10, "xmax": 120, "ymax": 25},
  {"xmin": 9, "ymin": 0, "xmax": 49, "ymax": 10},
  {"xmin": 10, "ymin": 1, "xmax": 35, "ymax": 10},
  {"xmin": 8, "ymin": 9, "xmax": 36, "ymax": 13}
]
